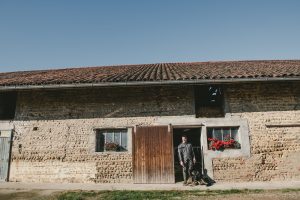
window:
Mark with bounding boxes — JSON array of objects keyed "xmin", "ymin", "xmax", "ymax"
[
  {"xmin": 194, "ymin": 85, "xmax": 224, "ymax": 118},
  {"xmin": 95, "ymin": 129, "xmax": 128, "ymax": 152},
  {"xmin": 0, "ymin": 130, "xmax": 11, "ymax": 137},
  {"xmin": 207, "ymin": 127, "xmax": 241, "ymax": 150},
  {"xmin": 0, "ymin": 92, "xmax": 17, "ymax": 120}
]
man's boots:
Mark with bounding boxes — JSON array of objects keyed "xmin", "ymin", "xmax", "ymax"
[{"xmin": 187, "ymin": 177, "xmax": 193, "ymax": 185}]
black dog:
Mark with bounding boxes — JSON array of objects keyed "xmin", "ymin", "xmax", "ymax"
[{"xmin": 190, "ymin": 170, "xmax": 208, "ymax": 185}]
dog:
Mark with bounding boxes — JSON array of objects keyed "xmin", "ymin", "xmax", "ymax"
[{"xmin": 190, "ymin": 170, "xmax": 208, "ymax": 186}]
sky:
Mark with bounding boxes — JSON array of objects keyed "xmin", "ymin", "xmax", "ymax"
[{"xmin": 0, "ymin": 0, "xmax": 300, "ymax": 72}]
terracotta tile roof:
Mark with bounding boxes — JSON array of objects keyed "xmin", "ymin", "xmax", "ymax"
[{"xmin": 0, "ymin": 60, "xmax": 300, "ymax": 87}]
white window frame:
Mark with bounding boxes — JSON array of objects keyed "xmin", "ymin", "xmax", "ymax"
[
  {"xmin": 90, "ymin": 127, "xmax": 132, "ymax": 154},
  {"xmin": 201, "ymin": 118, "xmax": 250, "ymax": 179},
  {"xmin": 207, "ymin": 126, "xmax": 241, "ymax": 150},
  {"xmin": 102, "ymin": 129, "xmax": 128, "ymax": 151}
]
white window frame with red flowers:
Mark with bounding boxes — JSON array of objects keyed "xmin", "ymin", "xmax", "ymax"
[
  {"xmin": 207, "ymin": 127, "xmax": 241, "ymax": 151},
  {"xmin": 201, "ymin": 118, "xmax": 250, "ymax": 179}
]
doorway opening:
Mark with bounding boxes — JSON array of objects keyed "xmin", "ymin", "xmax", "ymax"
[{"xmin": 173, "ymin": 127, "xmax": 202, "ymax": 182}]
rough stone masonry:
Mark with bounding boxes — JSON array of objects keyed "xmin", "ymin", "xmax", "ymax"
[{"xmin": 6, "ymin": 82, "xmax": 300, "ymax": 183}]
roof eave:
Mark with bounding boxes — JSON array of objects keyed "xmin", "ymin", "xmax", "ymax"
[{"xmin": 0, "ymin": 77, "xmax": 299, "ymax": 91}]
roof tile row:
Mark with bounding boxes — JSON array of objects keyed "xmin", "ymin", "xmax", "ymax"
[{"xmin": 0, "ymin": 60, "xmax": 299, "ymax": 87}]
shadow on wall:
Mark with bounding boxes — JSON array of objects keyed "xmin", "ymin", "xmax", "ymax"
[
  {"xmin": 2, "ymin": 82, "xmax": 299, "ymax": 121},
  {"xmin": 12, "ymin": 85, "xmax": 195, "ymax": 121},
  {"xmin": 224, "ymin": 82, "xmax": 300, "ymax": 113},
  {"xmin": 201, "ymin": 146, "xmax": 215, "ymax": 186}
]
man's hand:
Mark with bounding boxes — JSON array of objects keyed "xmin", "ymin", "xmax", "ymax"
[
  {"xmin": 193, "ymin": 158, "xmax": 196, "ymax": 164},
  {"xmin": 180, "ymin": 161, "xmax": 184, "ymax": 167}
]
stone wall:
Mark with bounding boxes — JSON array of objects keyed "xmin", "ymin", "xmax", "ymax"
[
  {"xmin": 7, "ymin": 82, "xmax": 300, "ymax": 183},
  {"xmin": 9, "ymin": 85, "xmax": 194, "ymax": 183},
  {"xmin": 15, "ymin": 85, "xmax": 194, "ymax": 120},
  {"xmin": 213, "ymin": 82, "xmax": 300, "ymax": 182},
  {"xmin": 10, "ymin": 117, "xmax": 158, "ymax": 183}
]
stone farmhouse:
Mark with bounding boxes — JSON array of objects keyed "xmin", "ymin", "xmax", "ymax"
[{"xmin": 0, "ymin": 60, "xmax": 299, "ymax": 184}]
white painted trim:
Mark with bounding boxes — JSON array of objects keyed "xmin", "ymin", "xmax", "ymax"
[
  {"xmin": 0, "ymin": 122, "xmax": 14, "ymax": 130},
  {"xmin": 201, "ymin": 119, "xmax": 250, "ymax": 179}
]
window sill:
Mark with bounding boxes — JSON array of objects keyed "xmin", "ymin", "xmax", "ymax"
[{"xmin": 206, "ymin": 148, "xmax": 248, "ymax": 158}]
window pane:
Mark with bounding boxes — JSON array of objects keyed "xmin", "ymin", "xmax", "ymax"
[
  {"xmin": 223, "ymin": 128, "xmax": 230, "ymax": 140},
  {"xmin": 121, "ymin": 132, "xmax": 127, "ymax": 150},
  {"xmin": 207, "ymin": 127, "xmax": 240, "ymax": 150},
  {"xmin": 207, "ymin": 128, "xmax": 213, "ymax": 138},
  {"xmin": 114, "ymin": 132, "xmax": 121, "ymax": 145},
  {"xmin": 213, "ymin": 128, "xmax": 222, "ymax": 140},
  {"xmin": 96, "ymin": 129, "xmax": 128, "ymax": 152},
  {"xmin": 96, "ymin": 132, "xmax": 105, "ymax": 152},
  {"xmin": 105, "ymin": 132, "xmax": 113, "ymax": 143},
  {"xmin": 231, "ymin": 127, "xmax": 239, "ymax": 141}
]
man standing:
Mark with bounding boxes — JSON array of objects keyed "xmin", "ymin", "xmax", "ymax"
[{"xmin": 178, "ymin": 135, "xmax": 196, "ymax": 185}]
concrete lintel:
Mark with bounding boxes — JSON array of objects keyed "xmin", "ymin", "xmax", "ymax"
[{"xmin": 0, "ymin": 121, "xmax": 15, "ymax": 131}]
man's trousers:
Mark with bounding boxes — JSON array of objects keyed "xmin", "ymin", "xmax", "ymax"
[{"xmin": 182, "ymin": 159, "xmax": 194, "ymax": 182}]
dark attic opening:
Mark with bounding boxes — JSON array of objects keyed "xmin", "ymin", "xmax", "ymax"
[
  {"xmin": 194, "ymin": 85, "xmax": 224, "ymax": 118},
  {"xmin": 0, "ymin": 92, "xmax": 17, "ymax": 120}
]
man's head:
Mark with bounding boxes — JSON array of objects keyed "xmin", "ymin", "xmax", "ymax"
[{"xmin": 181, "ymin": 135, "xmax": 187, "ymax": 143}]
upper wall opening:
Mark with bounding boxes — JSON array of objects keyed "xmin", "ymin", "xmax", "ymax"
[
  {"xmin": 0, "ymin": 92, "xmax": 17, "ymax": 120},
  {"xmin": 194, "ymin": 85, "xmax": 224, "ymax": 118}
]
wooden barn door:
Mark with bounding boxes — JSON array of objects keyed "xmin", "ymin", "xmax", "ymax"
[
  {"xmin": 133, "ymin": 125, "xmax": 175, "ymax": 184},
  {"xmin": 0, "ymin": 130, "xmax": 12, "ymax": 182}
]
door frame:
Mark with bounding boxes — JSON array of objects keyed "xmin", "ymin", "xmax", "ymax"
[{"xmin": 172, "ymin": 126, "xmax": 203, "ymax": 182}]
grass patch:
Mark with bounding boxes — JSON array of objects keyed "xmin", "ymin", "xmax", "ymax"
[
  {"xmin": 54, "ymin": 190, "xmax": 183, "ymax": 200},
  {"xmin": 55, "ymin": 191, "xmax": 98, "ymax": 200},
  {"xmin": 182, "ymin": 189, "xmax": 264, "ymax": 196},
  {"xmin": 52, "ymin": 189, "xmax": 269, "ymax": 200},
  {"xmin": 1, "ymin": 188, "xmax": 298, "ymax": 200},
  {"xmin": 0, "ymin": 191, "xmax": 40, "ymax": 200},
  {"xmin": 280, "ymin": 188, "xmax": 300, "ymax": 193}
]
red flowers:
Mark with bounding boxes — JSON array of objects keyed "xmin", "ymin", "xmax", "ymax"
[{"xmin": 208, "ymin": 136, "xmax": 240, "ymax": 151}]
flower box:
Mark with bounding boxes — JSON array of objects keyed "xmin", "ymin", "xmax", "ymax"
[{"xmin": 208, "ymin": 136, "xmax": 241, "ymax": 151}]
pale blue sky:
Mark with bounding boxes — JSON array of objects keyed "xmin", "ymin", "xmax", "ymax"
[{"xmin": 0, "ymin": 0, "xmax": 300, "ymax": 72}]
